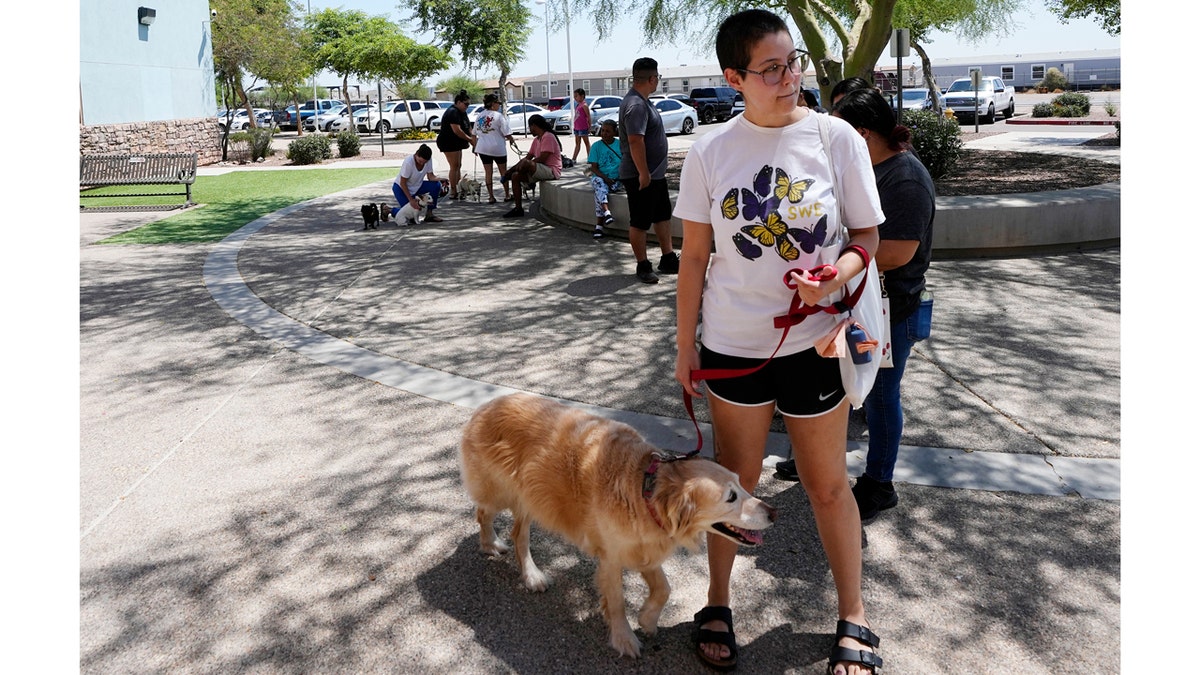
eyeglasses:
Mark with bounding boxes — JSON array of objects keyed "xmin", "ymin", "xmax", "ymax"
[{"xmin": 739, "ymin": 50, "xmax": 806, "ymax": 87}]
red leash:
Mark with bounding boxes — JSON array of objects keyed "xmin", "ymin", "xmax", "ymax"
[{"xmin": 682, "ymin": 246, "xmax": 870, "ymax": 452}]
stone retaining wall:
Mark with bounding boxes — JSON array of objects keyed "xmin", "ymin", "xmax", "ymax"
[
  {"xmin": 80, "ymin": 118, "xmax": 224, "ymax": 165},
  {"xmin": 539, "ymin": 175, "xmax": 1120, "ymax": 258}
]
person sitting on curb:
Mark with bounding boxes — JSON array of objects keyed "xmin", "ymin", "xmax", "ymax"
[
  {"xmin": 503, "ymin": 114, "xmax": 562, "ymax": 218},
  {"xmin": 390, "ymin": 143, "xmax": 444, "ymax": 224},
  {"xmin": 586, "ymin": 119, "xmax": 623, "ymax": 239}
]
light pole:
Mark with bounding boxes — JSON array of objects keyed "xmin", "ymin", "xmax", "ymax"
[
  {"xmin": 307, "ymin": 0, "xmax": 318, "ymax": 133},
  {"xmin": 535, "ymin": 0, "xmax": 550, "ymax": 106},
  {"xmin": 564, "ymin": 0, "xmax": 573, "ymax": 130}
]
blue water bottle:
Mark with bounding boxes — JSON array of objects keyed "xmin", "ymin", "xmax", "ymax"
[{"xmin": 846, "ymin": 324, "xmax": 872, "ymax": 364}]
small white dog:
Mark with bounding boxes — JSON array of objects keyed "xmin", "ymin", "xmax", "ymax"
[
  {"xmin": 396, "ymin": 193, "xmax": 433, "ymax": 225},
  {"xmin": 456, "ymin": 176, "xmax": 482, "ymax": 202}
]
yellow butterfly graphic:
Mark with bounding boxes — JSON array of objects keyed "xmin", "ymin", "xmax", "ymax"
[
  {"xmin": 774, "ymin": 168, "xmax": 814, "ymax": 204},
  {"xmin": 740, "ymin": 211, "xmax": 787, "ymax": 247},
  {"xmin": 721, "ymin": 188, "xmax": 739, "ymax": 220}
]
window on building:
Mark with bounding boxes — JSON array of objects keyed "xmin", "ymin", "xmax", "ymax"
[
  {"xmin": 1001, "ymin": 66, "xmax": 1014, "ymax": 81},
  {"xmin": 581, "ymin": 79, "xmax": 589, "ymax": 92},
  {"xmin": 682, "ymin": 79, "xmax": 689, "ymax": 91},
  {"xmin": 541, "ymin": 84, "xmax": 548, "ymax": 98},
  {"xmin": 1032, "ymin": 64, "xmax": 1045, "ymax": 80}
]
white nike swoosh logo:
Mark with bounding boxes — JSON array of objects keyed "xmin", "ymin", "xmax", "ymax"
[{"xmin": 818, "ymin": 390, "xmax": 838, "ymax": 401}]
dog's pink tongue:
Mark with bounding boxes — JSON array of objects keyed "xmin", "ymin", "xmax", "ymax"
[{"xmin": 731, "ymin": 525, "xmax": 764, "ymax": 546}]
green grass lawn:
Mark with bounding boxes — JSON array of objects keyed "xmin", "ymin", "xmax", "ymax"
[{"xmin": 91, "ymin": 168, "xmax": 397, "ymax": 245}]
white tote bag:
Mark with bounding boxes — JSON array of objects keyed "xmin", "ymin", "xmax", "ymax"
[{"xmin": 816, "ymin": 113, "xmax": 884, "ymax": 408}]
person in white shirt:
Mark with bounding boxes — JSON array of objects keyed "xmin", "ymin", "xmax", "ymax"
[
  {"xmin": 390, "ymin": 144, "xmax": 444, "ymax": 224},
  {"xmin": 473, "ymin": 93, "xmax": 517, "ymax": 204},
  {"xmin": 672, "ymin": 9, "xmax": 884, "ymax": 675}
]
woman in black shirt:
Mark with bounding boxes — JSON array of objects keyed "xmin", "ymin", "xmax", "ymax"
[{"xmin": 437, "ymin": 90, "xmax": 477, "ymax": 199}]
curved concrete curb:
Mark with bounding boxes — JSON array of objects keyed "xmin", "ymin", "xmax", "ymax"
[
  {"xmin": 200, "ymin": 188, "xmax": 1119, "ymax": 500},
  {"xmin": 539, "ymin": 175, "xmax": 1120, "ymax": 258}
]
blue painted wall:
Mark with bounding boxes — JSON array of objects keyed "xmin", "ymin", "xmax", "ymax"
[{"xmin": 80, "ymin": 0, "xmax": 216, "ymax": 125}]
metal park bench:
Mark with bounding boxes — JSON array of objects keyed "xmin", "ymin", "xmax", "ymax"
[{"xmin": 79, "ymin": 152, "xmax": 198, "ymax": 211}]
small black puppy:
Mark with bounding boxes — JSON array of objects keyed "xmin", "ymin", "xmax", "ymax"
[{"xmin": 361, "ymin": 203, "xmax": 380, "ymax": 230}]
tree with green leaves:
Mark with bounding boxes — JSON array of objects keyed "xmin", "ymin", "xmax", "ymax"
[
  {"xmin": 436, "ymin": 75, "xmax": 486, "ymax": 102},
  {"xmin": 893, "ymin": 0, "xmax": 1021, "ymax": 112},
  {"xmin": 307, "ymin": 7, "xmax": 451, "ymax": 128},
  {"xmin": 410, "ymin": 0, "xmax": 532, "ymax": 105},
  {"xmin": 1044, "ymin": 0, "xmax": 1119, "ymax": 35},
  {"xmin": 574, "ymin": 0, "xmax": 901, "ymax": 106},
  {"xmin": 210, "ymin": 0, "xmax": 300, "ymax": 154}
]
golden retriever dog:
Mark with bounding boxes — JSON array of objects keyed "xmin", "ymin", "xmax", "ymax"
[{"xmin": 459, "ymin": 393, "xmax": 777, "ymax": 658}]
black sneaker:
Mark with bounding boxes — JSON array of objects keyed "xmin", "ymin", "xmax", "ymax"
[
  {"xmin": 636, "ymin": 260, "xmax": 659, "ymax": 284},
  {"xmin": 852, "ymin": 474, "xmax": 898, "ymax": 523},
  {"xmin": 593, "ymin": 226, "xmax": 604, "ymax": 239},
  {"xmin": 602, "ymin": 212, "xmax": 615, "ymax": 225},
  {"xmin": 503, "ymin": 206, "xmax": 524, "ymax": 218},
  {"xmin": 657, "ymin": 251, "xmax": 680, "ymax": 274},
  {"xmin": 774, "ymin": 458, "xmax": 800, "ymax": 481}
]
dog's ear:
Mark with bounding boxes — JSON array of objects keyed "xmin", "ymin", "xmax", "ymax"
[{"xmin": 657, "ymin": 475, "xmax": 700, "ymax": 550}]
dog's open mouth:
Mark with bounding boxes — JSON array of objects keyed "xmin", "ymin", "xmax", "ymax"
[{"xmin": 712, "ymin": 523, "xmax": 764, "ymax": 546}]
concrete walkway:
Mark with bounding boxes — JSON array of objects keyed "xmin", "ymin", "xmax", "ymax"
[{"xmin": 79, "ymin": 129, "xmax": 1121, "ymax": 673}]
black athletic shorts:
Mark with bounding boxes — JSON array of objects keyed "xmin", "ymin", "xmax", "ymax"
[
  {"xmin": 700, "ymin": 345, "xmax": 845, "ymax": 417},
  {"xmin": 478, "ymin": 153, "xmax": 507, "ymax": 166},
  {"xmin": 621, "ymin": 177, "xmax": 673, "ymax": 230}
]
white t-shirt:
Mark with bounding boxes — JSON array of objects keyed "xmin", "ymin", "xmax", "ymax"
[
  {"xmin": 474, "ymin": 109, "xmax": 512, "ymax": 158},
  {"xmin": 673, "ymin": 112, "xmax": 884, "ymax": 358},
  {"xmin": 394, "ymin": 154, "xmax": 431, "ymax": 195}
]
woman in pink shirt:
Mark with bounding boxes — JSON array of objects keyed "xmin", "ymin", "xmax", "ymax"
[
  {"xmin": 503, "ymin": 115, "xmax": 561, "ymax": 218},
  {"xmin": 571, "ymin": 88, "xmax": 592, "ymax": 164}
]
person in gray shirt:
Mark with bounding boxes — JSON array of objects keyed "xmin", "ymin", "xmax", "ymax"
[{"xmin": 618, "ymin": 57, "xmax": 679, "ymax": 284}]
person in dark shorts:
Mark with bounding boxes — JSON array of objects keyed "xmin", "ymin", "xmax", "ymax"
[
  {"xmin": 473, "ymin": 93, "xmax": 517, "ymax": 203},
  {"xmin": 672, "ymin": 10, "xmax": 885, "ymax": 674},
  {"xmin": 437, "ymin": 90, "xmax": 476, "ymax": 199},
  {"xmin": 618, "ymin": 57, "xmax": 679, "ymax": 284}
]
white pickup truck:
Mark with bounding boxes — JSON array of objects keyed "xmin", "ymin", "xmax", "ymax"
[
  {"xmin": 942, "ymin": 76, "xmax": 1015, "ymax": 124},
  {"xmin": 355, "ymin": 100, "xmax": 447, "ymax": 133}
]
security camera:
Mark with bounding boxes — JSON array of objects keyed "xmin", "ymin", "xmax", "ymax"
[{"xmin": 211, "ymin": 9, "xmax": 218, "ymax": 18}]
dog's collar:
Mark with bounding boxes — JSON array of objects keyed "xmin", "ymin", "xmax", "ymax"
[{"xmin": 642, "ymin": 449, "xmax": 700, "ymax": 530}]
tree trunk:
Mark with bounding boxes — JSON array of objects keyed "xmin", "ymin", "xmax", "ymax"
[
  {"xmin": 913, "ymin": 42, "xmax": 941, "ymax": 114},
  {"xmin": 499, "ymin": 69, "xmax": 509, "ymax": 107},
  {"xmin": 294, "ymin": 91, "xmax": 304, "ymax": 136}
]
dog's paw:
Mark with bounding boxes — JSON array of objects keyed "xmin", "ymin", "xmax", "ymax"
[
  {"xmin": 609, "ymin": 626, "xmax": 642, "ymax": 658},
  {"xmin": 522, "ymin": 567, "xmax": 549, "ymax": 592}
]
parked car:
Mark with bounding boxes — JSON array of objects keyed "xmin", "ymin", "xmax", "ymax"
[
  {"xmin": 471, "ymin": 101, "xmax": 548, "ymax": 134},
  {"xmin": 731, "ymin": 93, "xmax": 744, "ymax": 116},
  {"xmin": 303, "ymin": 105, "xmax": 351, "ymax": 132},
  {"xmin": 282, "ymin": 99, "xmax": 344, "ymax": 130},
  {"xmin": 325, "ymin": 104, "xmax": 375, "ymax": 133},
  {"xmin": 897, "ymin": 88, "xmax": 950, "ymax": 110},
  {"xmin": 219, "ymin": 108, "xmax": 277, "ymax": 131},
  {"xmin": 545, "ymin": 96, "xmax": 570, "ymax": 111},
  {"xmin": 685, "ymin": 86, "xmax": 738, "ymax": 124},
  {"xmin": 358, "ymin": 99, "xmax": 444, "ymax": 133},
  {"xmin": 543, "ymin": 95, "xmax": 623, "ymax": 133},
  {"xmin": 591, "ymin": 98, "xmax": 697, "ymax": 136},
  {"xmin": 942, "ymin": 76, "xmax": 1015, "ymax": 124}
]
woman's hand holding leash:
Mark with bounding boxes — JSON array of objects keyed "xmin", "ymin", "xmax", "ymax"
[
  {"xmin": 789, "ymin": 265, "xmax": 838, "ymax": 307},
  {"xmin": 675, "ymin": 346, "xmax": 704, "ymax": 399}
]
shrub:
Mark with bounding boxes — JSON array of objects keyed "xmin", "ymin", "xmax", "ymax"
[
  {"xmin": 1031, "ymin": 103, "xmax": 1055, "ymax": 118},
  {"xmin": 395, "ymin": 128, "xmax": 435, "ymax": 141},
  {"xmin": 1052, "ymin": 91, "xmax": 1090, "ymax": 114},
  {"xmin": 1038, "ymin": 67, "xmax": 1069, "ymax": 92},
  {"xmin": 336, "ymin": 130, "xmax": 361, "ymax": 158},
  {"xmin": 1103, "ymin": 99, "xmax": 1118, "ymax": 117},
  {"xmin": 901, "ymin": 109, "xmax": 962, "ymax": 180},
  {"xmin": 246, "ymin": 127, "xmax": 275, "ymax": 160},
  {"xmin": 286, "ymin": 134, "xmax": 332, "ymax": 165},
  {"xmin": 1054, "ymin": 104, "xmax": 1089, "ymax": 118}
]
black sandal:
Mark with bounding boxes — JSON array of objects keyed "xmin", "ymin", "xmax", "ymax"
[
  {"xmin": 694, "ymin": 606, "xmax": 738, "ymax": 671},
  {"xmin": 827, "ymin": 619, "xmax": 882, "ymax": 674}
]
